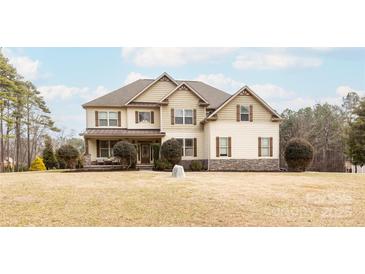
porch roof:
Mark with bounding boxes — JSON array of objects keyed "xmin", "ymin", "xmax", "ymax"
[{"xmin": 82, "ymin": 128, "xmax": 165, "ymax": 138}]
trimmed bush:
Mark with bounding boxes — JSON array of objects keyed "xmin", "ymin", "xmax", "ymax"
[
  {"xmin": 190, "ymin": 160, "xmax": 203, "ymax": 171},
  {"xmin": 160, "ymin": 138, "xmax": 182, "ymax": 166},
  {"xmin": 29, "ymin": 157, "xmax": 46, "ymax": 171},
  {"xmin": 285, "ymin": 138, "xmax": 314, "ymax": 172},
  {"xmin": 153, "ymin": 159, "xmax": 173, "ymax": 171},
  {"xmin": 42, "ymin": 136, "xmax": 58, "ymax": 169},
  {"xmin": 113, "ymin": 141, "xmax": 137, "ymax": 169},
  {"xmin": 56, "ymin": 145, "xmax": 80, "ymax": 169}
]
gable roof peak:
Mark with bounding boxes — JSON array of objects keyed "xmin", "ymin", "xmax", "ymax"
[{"xmin": 159, "ymin": 81, "xmax": 209, "ymax": 104}]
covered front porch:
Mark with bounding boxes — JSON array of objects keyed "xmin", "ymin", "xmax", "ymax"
[{"xmin": 82, "ymin": 128, "xmax": 165, "ymax": 167}]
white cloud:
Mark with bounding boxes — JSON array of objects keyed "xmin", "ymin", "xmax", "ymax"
[
  {"xmin": 251, "ymin": 84, "xmax": 295, "ymax": 99},
  {"xmin": 39, "ymin": 85, "xmax": 109, "ymax": 101},
  {"xmin": 121, "ymin": 47, "xmax": 236, "ymax": 67},
  {"xmin": 1, "ymin": 48, "xmax": 41, "ymax": 80},
  {"xmin": 124, "ymin": 72, "xmax": 150, "ymax": 85},
  {"xmin": 195, "ymin": 73, "xmax": 242, "ymax": 92},
  {"xmin": 336, "ymin": 85, "xmax": 365, "ymax": 97},
  {"xmin": 233, "ymin": 53, "xmax": 322, "ymax": 69}
]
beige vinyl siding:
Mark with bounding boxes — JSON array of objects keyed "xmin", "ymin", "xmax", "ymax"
[
  {"xmin": 160, "ymin": 88, "xmax": 206, "ymax": 131},
  {"xmin": 162, "ymin": 131, "xmax": 205, "ymax": 160},
  {"xmin": 86, "ymin": 107, "xmax": 127, "ymax": 128},
  {"xmin": 218, "ymin": 94, "xmax": 272, "ymax": 121},
  {"xmin": 134, "ymin": 80, "xmax": 176, "ymax": 103},
  {"xmin": 126, "ymin": 108, "xmax": 160, "ymax": 129},
  {"xmin": 206, "ymin": 120, "xmax": 279, "ymax": 159},
  {"xmin": 88, "ymin": 139, "xmax": 97, "ymax": 161}
]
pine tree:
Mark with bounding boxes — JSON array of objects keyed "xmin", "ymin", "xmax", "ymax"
[
  {"xmin": 42, "ymin": 136, "xmax": 58, "ymax": 169},
  {"xmin": 347, "ymin": 98, "xmax": 365, "ymax": 168}
]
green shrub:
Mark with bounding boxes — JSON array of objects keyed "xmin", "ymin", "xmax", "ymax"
[
  {"xmin": 42, "ymin": 136, "xmax": 58, "ymax": 169},
  {"xmin": 151, "ymin": 144, "xmax": 160, "ymax": 161},
  {"xmin": 160, "ymin": 138, "xmax": 182, "ymax": 166},
  {"xmin": 29, "ymin": 157, "xmax": 46, "ymax": 171},
  {"xmin": 113, "ymin": 141, "xmax": 137, "ymax": 169},
  {"xmin": 56, "ymin": 144, "xmax": 80, "ymax": 169},
  {"xmin": 285, "ymin": 138, "xmax": 314, "ymax": 172},
  {"xmin": 153, "ymin": 159, "xmax": 172, "ymax": 171},
  {"xmin": 190, "ymin": 160, "xmax": 203, "ymax": 171}
]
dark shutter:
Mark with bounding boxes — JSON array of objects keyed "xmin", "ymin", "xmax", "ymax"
[
  {"xmin": 193, "ymin": 109, "xmax": 197, "ymax": 125},
  {"xmin": 118, "ymin": 111, "xmax": 121, "ymax": 127},
  {"xmin": 236, "ymin": 105, "xmax": 240, "ymax": 122},
  {"xmin": 171, "ymin": 108, "xmax": 175, "ymax": 125},
  {"xmin": 95, "ymin": 111, "xmax": 99, "ymax": 127},
  {"xmin": 151, "ymin": 111, "xmax": 154, "ymax": 124},
  {"xmin": 135, "ymin": 111, "xmax": 138, "ymax": 123},
  {"xmin": 228, "ymin": 137, "xmax": 232, "ymax": 157},
  {"xmin": 194, "ymin": 138, "xmax": 197, "ymax": 157},
  {"xmin": 216, "ymin": 137, "xmax": 219, "ymax": 157},
  {"xmin": 96, "ymin": 140, "xmax": 100, "ymax": 157},
  {"xmin": 270, "ymin": 137, "xmax": 273, "ymax": 157},
  {"xmin": 258, "ymin": 137, "xmax": 262, "ymax": 157},
  {"xmin": 249, "ymin": 105, "xmax": 253, "ymax": 122}
]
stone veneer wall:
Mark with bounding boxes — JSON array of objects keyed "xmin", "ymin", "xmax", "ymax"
[
  {"xmin": 208, "ymin": 159, "xmax": 279, "ymax": 171},
  {"xmin": 180, "ymin": 160, "xmax": 208, "ymax": 170}
]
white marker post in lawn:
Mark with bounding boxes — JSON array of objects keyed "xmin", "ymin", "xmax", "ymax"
[{"xmin": 172, "ymin": 165, "xmax": 185, "ymax": 178}]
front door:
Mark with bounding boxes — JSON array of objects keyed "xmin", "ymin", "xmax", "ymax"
[{"xmin": 141, "ymin": 144, "xmax": 150, "ymax": 164}]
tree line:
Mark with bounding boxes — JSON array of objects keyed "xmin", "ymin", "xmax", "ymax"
[
  {"xmin": 280, "ymin": 92, "xmax": 365, "ymax": 171},
  {"xmin": 0, "ymin": 51, "xmax": 60, "ymax": 172}
]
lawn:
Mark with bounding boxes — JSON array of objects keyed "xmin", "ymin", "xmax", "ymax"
[{"xmin": 0, "ymin": 171, "xmax": 364, "ymax": 226}]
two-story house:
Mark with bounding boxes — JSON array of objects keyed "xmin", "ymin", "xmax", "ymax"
[{"xmin": 81, "ymin": 72, "xmax": 282, "ymax": 171}]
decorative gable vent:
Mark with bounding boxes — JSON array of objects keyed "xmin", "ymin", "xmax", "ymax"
[
  {"xmin": 177, "ymin": 84, "xmax": 189, "ymax": 91},
  {"xmin": 160, "ymin": 75, "xmax": 172, "ymax": 82}
]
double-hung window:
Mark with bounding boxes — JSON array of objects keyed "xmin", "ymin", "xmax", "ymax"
[
  {"xmin": 98, "ymin": 112, "xmax": 108, "ymax": 126},
  {"xmin": 240, "ymin": 105, "xmax": 249, "ymax": 121},
  {"xmin": 98, "ymin": 111, "xmax": 118, "ymax": 127},
  {"xmin": 260, "ymin": 137, "xmax": 271, "ymax": 157},
  {"xmin": 176, "ymin": 138, "xmax": 195, "ymax": 157},
  {"xmin": 219, "ymin": 137, "xmax": 228, "ymax": 156},
  {"xmin": 108, "ymin": 112, "xmax": 118, "ymax": 126},
  {"xmin": 175, "ymin": 109, "xmax": 193, "ymax": 125}
]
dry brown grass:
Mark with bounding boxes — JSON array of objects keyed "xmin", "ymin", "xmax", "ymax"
[{"xmin": 0, "ymin": 171, "xmax": 364, "ymax": 226}]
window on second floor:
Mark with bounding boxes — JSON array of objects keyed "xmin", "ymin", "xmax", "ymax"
[
  {"xmin": 98, "ymin": 112, "xmax": 108, "ymax": 126},
  {"xmin": 240, "ymin": 105, "xmax": 249, "ymax": 121},
  {"xmin": 175, "ymin": 109, "xmax": 193, "ymax": 125},
  {"xmin": 98, "ymin": 111, "xmax": 118, "ymax": 127},
  {"xmin": 138, "ymin": 111, "xmax": 151, "ymax": 123}
]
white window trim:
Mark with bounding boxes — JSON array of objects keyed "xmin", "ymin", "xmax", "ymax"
[
  {"xmin": 219, "ymin": 137, "xmax": 229, "ymax": 157},
  {"xmin": 175, "ymin": 109, "xmax": 193, "ymax": 125},
  {"xmin": 176, "ymin": 138, "xmax": 195, "ymax": 157},
  {"xmin": 240, "ymin": 105, "xmax": 250, "ymax": 122},
  {"xmin": 98, "ymin": 111, "xmax": 119, "ymax": 127},
  {"xmin": 260, "ymin": 137, "xmax": 271, "ymax": 157}
]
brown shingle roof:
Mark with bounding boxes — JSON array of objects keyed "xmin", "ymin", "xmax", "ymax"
[
  {"xmin": 82, "ymin": 79, "xmax": 231, "ymax": 109},
  {"xmin": 82, "ymin": 128, "xmax": 165, "ymax": 138}
]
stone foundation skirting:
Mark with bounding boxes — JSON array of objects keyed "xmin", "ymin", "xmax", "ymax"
[
  {"xmin": 208, "ymin": 158, "xmax": 279, "ymax": 171},
  {"xmin": 180, "ymin": 159, "xmax": 208, "ymax": 170}
]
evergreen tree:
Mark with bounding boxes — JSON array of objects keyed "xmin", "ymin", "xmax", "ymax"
[
  {"xmin": 347, "ymin": 98, "xmax": 365, "ymax": 168},
  {"xmin": 42, "ymin": 136, "xmax": 58, "ymax": 169}
]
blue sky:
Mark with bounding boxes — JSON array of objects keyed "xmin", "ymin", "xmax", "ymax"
[{"xmin": 2, "ymin": 47, "xmax": 365, "ymax": 135}]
